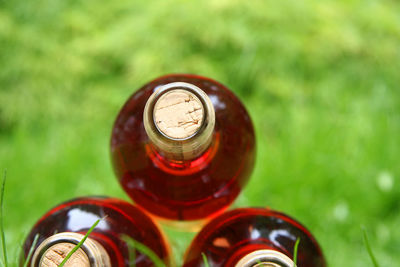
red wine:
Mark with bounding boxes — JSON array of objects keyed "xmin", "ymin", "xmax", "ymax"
[
  {"xmin": 21, "ymin": 196, "xmax": 170, "ymax": 267},
  {"xmin": 183, "ymin": 208, "xmax": 326, "ymax": 267},
  {"xmin": 111, "ymin": 74, "xmax": 255, "ymax": 221}
]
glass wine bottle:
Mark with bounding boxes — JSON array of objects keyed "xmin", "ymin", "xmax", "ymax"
[
  {"xmin": 110, "ymin": 74, "xmax": 255, "ymax": 222},
  {"xmin": 183, "ymin": 208, "xmax": 326, "ymax": 267},
  {"xmin": 21, "ymin": 196, "xmax": 171, "ymax": 267}
]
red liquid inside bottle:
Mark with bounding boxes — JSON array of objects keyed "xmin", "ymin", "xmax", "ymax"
[
  {"xmin": 183, "ymin": 208, "xmax": 326, "ymax": 267},
  {"xmin": 110, "ymin": 74, "xmax": 255, "ymax": 221},
  {"xmin": 21, "ymin": 196, "xmax": 170, "ymax": 267}
]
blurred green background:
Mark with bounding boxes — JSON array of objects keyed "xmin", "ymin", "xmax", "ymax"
[{"xmin": 1, "ymin": 0, "xmax": 399, "ymax": 266}]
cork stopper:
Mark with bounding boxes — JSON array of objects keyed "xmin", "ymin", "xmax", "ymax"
[
  {"xmin": 40, "ymin": 243, "xmax": 90, "ymax": 267},
  {"xmin": 235, "ymin": 250, "xmax": 295, "ymax": 267},
  {"xmin": 154, "ymin": 90, "xmax": 204, "ymax": 139},
  {"xmin": 31, "ymin": 232, "xmax": 111, "ymax": 267},
  {"xmin": 144, "ymin": 82, "xmax": 215, "ymax": 161}
]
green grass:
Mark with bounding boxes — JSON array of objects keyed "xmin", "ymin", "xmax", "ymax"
[
  {"xmin": 363, "ymin": 227, "xmax": 380, "ymax": 267},
  {"xmin": 202, "ymin": 253, "xmax": 210, "ymax": 267},
  {"xmin": 21, "ymin": 234, "xmax": 38, "ymax": 267},
  {"xmin": 293, "ymin": 238, "xmax": 300, "ymax": 266},
  {"xmin": 58, "ymin": 219, "xmax": 100, "ymax": 267},
  {"xmin": 0, "ymin": 0, "xmax": 399, "ymax": 266},
  {"xmin": 1, "ymin": 171, "xmax": 8, "ymax": 267},
  {"xmin": 123, "ymin": 236, "xmax": 167, "ymax": 267}
]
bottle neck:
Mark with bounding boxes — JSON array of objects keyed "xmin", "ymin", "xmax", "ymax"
[
  {"xmin": 31, "ymin": 232, "xmax": 111, "ymax": 267},
  {"xmin": 234, "ymin": 250, "xmax": 295, "ymax": 267},
  {"xmin": 144, "ymin": 82, "xmax": 215, "ymax": 161}
]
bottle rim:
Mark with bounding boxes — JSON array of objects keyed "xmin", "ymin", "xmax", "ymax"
[
  {"xmin": 143, "ymin": 82, "xmax": 215, "ymax": 160},
  {"xmin": 31, "ymin": 232, "xmax": 111, "ymax": 267},
  {"xmin": 234, "ymin": 249, "xmax": 295, "ymax": 267}
]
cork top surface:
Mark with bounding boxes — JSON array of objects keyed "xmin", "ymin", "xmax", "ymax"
[
  {"xmin": 154, "ymin": 89, "xmax": 204, "ymax": 139},
  {"xmin": 40, "ymin": 243, "xmax": 90, "ymax": 267}
]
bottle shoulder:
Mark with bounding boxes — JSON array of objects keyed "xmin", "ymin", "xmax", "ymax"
[{"xmin": 111, "ymin": 74, "xmax": 255, "ymax": 155}]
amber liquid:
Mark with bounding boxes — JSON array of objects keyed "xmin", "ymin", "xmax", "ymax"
[
  {"xmin": 183, "ymin": 208, "xmax": 326, "ymax": 267},
  {"xmin": 111, "ymin": 74, "xmax": 255, "ymax": 221},
  {"xmin": 21, "ymin": 197, "xmax": 170, "ymax": 267}
]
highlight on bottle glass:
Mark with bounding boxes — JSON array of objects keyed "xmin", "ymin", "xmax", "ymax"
[{"xmin": 110, "ymin": 74, "xmax": 256, "ymax": 221}]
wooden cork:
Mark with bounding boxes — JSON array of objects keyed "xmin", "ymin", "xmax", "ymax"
[
  {"xmin": 40, "ymin": 243, "xmax": 90, "ymax": 267},
  {"xmin": 144, "ymin": 82, "xmax": 215, "ymax": 160},
  {"xmin": 154, "ymin": 89, "xmax": 204, "ymax": 139}
]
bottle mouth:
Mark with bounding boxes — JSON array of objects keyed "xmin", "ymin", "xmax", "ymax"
[
  {"xmin": 153, "ymin": 88, "xmax": 204, "ymax": 140},
  {"xmin": 144, "ymin": 82, "xmax": 215, "ymax": 160},
  {"xmin": 234, "ymin": 250, "xmax": 295, "ymax": 267},
  {"xmin": 31, "ymin": 232, "xmax": 110, "ymax": 267}
]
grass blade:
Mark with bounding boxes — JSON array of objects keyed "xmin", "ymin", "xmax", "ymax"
[
  {"xmin": 202, "ymin": 252, "xmax": 210, "ymax": 267},
  {"xmin": 58, "ymin": 219, "xmax": 101, "ymax": 267},
  {"xmin": 123, "ymin": 235, "xmax": 166, "ymax": 267},
  {"xmin": 127, "ymin": 239, "xmax": 136, "ymax": 266},
  {"xmin": 293, "ymin": 237, "xmax": 300, "ymax": 266},
  {"xmin": 362, "ymin": 227, "xmax": 380, "ymax": 267},
  {"xmin": 0, "ymin": 170, "xmax": 8, "ymax": 267},
  {"xmin": 22, "ymin": 233, "xmax": 39, "ymax": 267}
]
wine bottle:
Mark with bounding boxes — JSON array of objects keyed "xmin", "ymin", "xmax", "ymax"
[
  {"xmin": 111, "ymin": 74, "xmax": 255, "ymax": 221},
  {"xmin": 21, "ymin": 196, "xmax": 170, "ymax": 267},
  {"xmin": 183, "ymin": 208, "xmax": 326, "ymax": 267}
]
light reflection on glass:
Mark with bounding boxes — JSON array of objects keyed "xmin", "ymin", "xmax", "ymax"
[
  {"xmin": 66, "ymin": 208, "xmax": 109, "ymax": 231},
  {"xmin": 250, "ymin": 227, "xmax": 261, "ymax": 239},
  {"xmin": 269, "ymin": 229, "xmax": 296, "ymax": 247},
  {"xmin": 209, "ymin": 95, "xmax": 226, "ymax": 109}
]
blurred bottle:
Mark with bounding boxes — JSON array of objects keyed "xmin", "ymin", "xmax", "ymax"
[
  {"xmin": 110, "ymin": 74, "xmax": 255, "ymax": 222},
  {"xmin": 183, "ymin": 208, "xmax": 326, "ymax": 267},
  {"xmin": 21, "ymin": 196, "xmax": 170, "ymax": 267}
]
